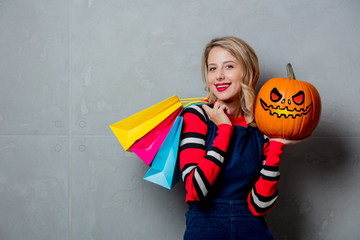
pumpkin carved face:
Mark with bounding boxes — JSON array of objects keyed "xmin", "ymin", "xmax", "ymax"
[{"xmin": 254, "ymin": 64, "xmax": 321, "ymax": 139}]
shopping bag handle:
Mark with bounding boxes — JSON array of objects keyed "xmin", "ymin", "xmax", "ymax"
[{"xmin": 180, "ymin": 97, "xmax": 209, "ymax": 108}]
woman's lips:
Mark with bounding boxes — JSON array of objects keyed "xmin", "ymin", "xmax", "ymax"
[{"xmin": 215, "ymin": 83, "xmax": 231, "ymax": 92}]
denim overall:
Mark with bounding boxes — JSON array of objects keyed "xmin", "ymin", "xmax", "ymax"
[{"xmin": 184, "ymin": 113, "xmax": 274, "ymax": 240}]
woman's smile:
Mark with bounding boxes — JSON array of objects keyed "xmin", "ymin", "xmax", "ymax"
[{"xmin": 215, "ymin": 82, "xmax": 232, "ymax": 92}]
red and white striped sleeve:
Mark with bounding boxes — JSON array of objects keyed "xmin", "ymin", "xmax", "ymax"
[
  {"xmin": 247, "ymin": 138, "xmax": 285, "ymax": 216},
  {"xmin": 179, "ymin": 105, "xmax": 233, "ymax": 202}
]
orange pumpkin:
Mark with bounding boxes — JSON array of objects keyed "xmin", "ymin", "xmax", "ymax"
[{"xmin": 254, "ymin": 64, "xmax": 321, "ymax": 139}]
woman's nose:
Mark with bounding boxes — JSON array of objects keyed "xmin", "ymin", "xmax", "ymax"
[{"xmin": 216, "ymin": 69, "xmax": 224, "ymax": 80}]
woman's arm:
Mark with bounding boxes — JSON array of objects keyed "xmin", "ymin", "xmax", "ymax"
[
  {"xmin": 248, "ymin": 137, "xmax": 308, "ymax": 216},
  {"xmin": 247, "ymin": 139, "xmax": 284, "ymax": 216},
  {"xmin": 179, "ymin": 104, "xmax": 233, "ymax": 202}
]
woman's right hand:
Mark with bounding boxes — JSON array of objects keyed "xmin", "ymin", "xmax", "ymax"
[
  {"xmin": 202, "ymin": 102, "xmax": 232, "ymax": 126},
  {"xmin": 270, "ymin": 136, "xmax": 311, "ymax": 146}
]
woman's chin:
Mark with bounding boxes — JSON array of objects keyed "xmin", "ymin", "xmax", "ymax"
[{"xmin": 214, "ymin": 93, "xmax": 239, "ymax": 103}]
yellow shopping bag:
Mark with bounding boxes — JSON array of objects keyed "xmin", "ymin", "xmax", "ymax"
[{"xmin": 110, "ymin": 95, "xmax": 183, "ymax": 151}]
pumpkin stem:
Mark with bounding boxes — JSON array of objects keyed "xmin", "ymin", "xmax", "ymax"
[{"xmin": 287, "ymin": 63, "xmax": 296, "ymax": 80}]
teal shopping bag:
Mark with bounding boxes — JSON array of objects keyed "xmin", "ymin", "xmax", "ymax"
[{"xmin": 143, "ymin": 115, "xmax": 183, "ymax": 189}]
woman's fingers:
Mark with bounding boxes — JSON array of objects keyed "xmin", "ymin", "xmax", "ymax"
[
  {"xmin": 219, "ymin": 104, "xmax": 230, "ymax": 115},
  {"xmin": 202, "ymin": 104, "xmax": 211, "ymax": 115},
  {"xmin": 202, "ymin": 104, "xmax": 231, "ymax": 126},
  {"xmin": 270, "ymin": 135, "xmax": 311, "ymax": 145}
]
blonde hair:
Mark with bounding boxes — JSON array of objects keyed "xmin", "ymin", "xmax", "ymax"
[{"xmin": 201, "ymin": 36, "xmax": 260, "ymax": 125}]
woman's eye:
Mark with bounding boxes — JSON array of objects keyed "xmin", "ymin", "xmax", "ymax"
[
  {"xmin": 209, "ymin": 67, "xmax": 216, "ymax": 71},
  {"xmin": 226, "ymin": 65, "xmax": 234, "ymax": 69}
]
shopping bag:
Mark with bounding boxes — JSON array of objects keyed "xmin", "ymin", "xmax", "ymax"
[
  {"xmin": 109, "ymin": 95, "xmax": 183, "ymax": 151},
  {"xmin": 129, "ymin": 107, "xmax": 182, "ymax": 166},
  {"xmin": 143, "ymin": 115, "xmax": 183, "ymax": 189}
]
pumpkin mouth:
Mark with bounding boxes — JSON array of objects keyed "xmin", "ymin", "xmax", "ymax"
[{"xmin": 259, "ymin": 98, "xmax": 313, "ymax": 119}]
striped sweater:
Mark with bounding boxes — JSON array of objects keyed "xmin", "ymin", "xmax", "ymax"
[{"xmin": 179, "ymin": 104, "xmax": 284, "ymax": 217}]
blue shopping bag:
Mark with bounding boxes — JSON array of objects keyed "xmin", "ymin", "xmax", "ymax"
[{"xmin": 143, "ymin": 115, "xmax": 183, "ymax": 189}]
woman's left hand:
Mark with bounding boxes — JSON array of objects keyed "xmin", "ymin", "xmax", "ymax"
[{"xmin": 270, "ymin": 136, "xmax": 311, "ymax": 146}]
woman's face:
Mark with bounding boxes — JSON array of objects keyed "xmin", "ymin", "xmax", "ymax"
[{"xmin": 207, "ymin": 47, "xmax": 245, "ymax": 104}]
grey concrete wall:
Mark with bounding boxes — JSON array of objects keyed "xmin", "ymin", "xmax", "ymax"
[{"xmin": 0, "ymin": 0, "xmax": 359, "ymax": 239}]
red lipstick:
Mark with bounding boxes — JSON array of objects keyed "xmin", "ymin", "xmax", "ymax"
[{"xmin": 215, "ymin": 83, "xmax": 231, "ymax": 92}]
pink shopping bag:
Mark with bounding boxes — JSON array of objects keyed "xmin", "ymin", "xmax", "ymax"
[{"xmin": 129, "ymin": 107, "xmax": 182, "ymax": 166}]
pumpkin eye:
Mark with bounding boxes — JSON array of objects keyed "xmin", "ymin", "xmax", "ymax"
[
  {"xmin": 270, "ymin": 88, "xmax": 282, "ymax": 102},
  {"xmin": 292, "ymin": 91, "xmax": 305, "ymax": 105}
]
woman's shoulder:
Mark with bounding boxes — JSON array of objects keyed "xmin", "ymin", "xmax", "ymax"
[{"xmin": 182, "ymin": 104, "xmax": 208, "ymax": 124}]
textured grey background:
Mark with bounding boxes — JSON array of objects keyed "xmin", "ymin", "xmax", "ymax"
[{"xmin": 0, "ymin": 0, "xmax": 359, "ymax": 239}]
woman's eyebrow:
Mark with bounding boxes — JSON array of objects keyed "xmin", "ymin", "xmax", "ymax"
[
  {"xmin": 208, "ymin": 60, "xmax": 236, "ymax": 65},
  {"xmin": 223, "ymin": 60, "xmax": 237, "ymax": 65},
  {"xmin": 208, "ymin": 60, "xmax": 238, "ymax": 67}
]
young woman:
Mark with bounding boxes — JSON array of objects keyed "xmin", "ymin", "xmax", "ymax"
[{"xmin": 179, "ymin": 36, "xmax": 304, "ymax": 240}]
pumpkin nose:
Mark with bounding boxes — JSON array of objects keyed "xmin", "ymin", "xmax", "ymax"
[{"xmin": 281, "ymin": 99, "xmax": 292, "ymax": 105}]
